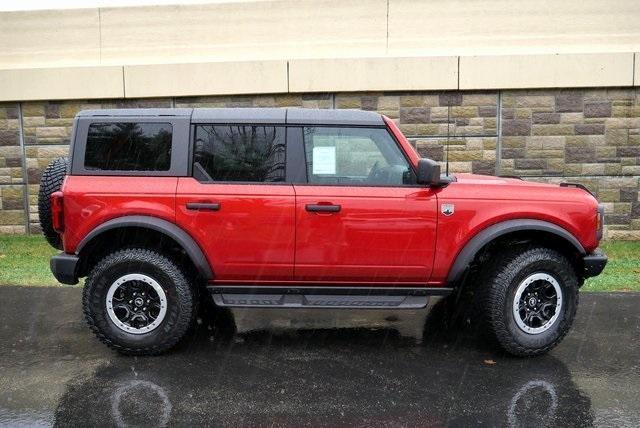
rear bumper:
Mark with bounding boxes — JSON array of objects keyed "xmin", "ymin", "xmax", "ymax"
[
  {"xmin": 50, "ymin": 253, "xmax": 79, "ymax": 285},
  {"xmin": 583, "ymin": 248, "xmax": 607, "ymax": 278}
]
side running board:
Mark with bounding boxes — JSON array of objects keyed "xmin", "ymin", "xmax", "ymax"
[{"xmin": 208, "ymin": 286, "xmax": 452, "ymax": 309}]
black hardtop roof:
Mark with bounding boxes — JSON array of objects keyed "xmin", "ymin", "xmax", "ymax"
[
  {"xmin": 76, "ymin": 107, "xmax": 384, "ymax": 126},
  {"xmin": 76, "ymin": 108, "xmax": 193, "ymax": 117}
]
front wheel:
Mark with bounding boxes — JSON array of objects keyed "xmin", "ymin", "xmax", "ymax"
[
  {"xmin": 83, "ymin": 248, "xmax": 197, "ymax": 355},
  {"xmin": 479, "ymin": 246, "xmax": 579, "ymax": 356}
]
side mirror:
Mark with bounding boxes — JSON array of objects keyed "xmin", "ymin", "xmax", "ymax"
[{"xmin": 416, "ymin": 158, "xmax": 441, "ymax": 186}]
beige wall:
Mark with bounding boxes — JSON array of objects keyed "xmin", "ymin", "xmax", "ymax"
[
  {"xmin": 99, "ymin": 0, "xmax": 387, "ymax": 65},
  {"xmin": 288, "ymin": 57, "xmax": 459, "ymax": 93},
  {"xmin": 387, "ymin": 0, "xmax": 640, "ymax": 56},
  {"xmin": 1, "ymin": 53, "xmax": 637, "ymax": 102},
  {"xmin": 3, "ymin": 0, "xmax": 639, "ymax": 68},
  {"xmin": 0, "ymin": 9, "xmax": 101, "ymax": 69},
  {"xmin": 1, "ymin": 0, "xmax": 640, "ymax": 100},
  {"xmin": 123, "ymin": 60, "xmax": 288, "ymax": 97},
  {"xmin": 0, "ymin": 67, "xmax": 124, "ymax": 100},
  {"xmin": 459, "ymin": 53, "xmax": 635, "ymax": 90}
]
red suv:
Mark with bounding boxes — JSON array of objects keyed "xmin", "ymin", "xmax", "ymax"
[{"xmin": 38, "ymin": 108, "xmax": 607, "ymax": 356}]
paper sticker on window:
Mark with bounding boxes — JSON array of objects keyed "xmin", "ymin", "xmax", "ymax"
[{"xmin": 312, "ymin": 146, "xmax": 336, "ymax": 175}]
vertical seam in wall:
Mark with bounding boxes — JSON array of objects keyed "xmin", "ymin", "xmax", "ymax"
[
  {"xmin": 17, "ymin": 102, "xmax": 30, "ymax": 234},
  {"xmin": 632, "ymin": 80, "xmax": 636, "ymax": 152},
  {"xmin": 98, "ymin": 8, "xmax": 103, "ymax": 64},
  {"xmin": 171, "ymin": 98, "xmax": 176, "ymax": 108},
  {"xmin": 385, "ymin": 0, "xmax": 390, "ymax": 53},
  {"xmin": 331, "ymin": 94, "xmax": 336, "ymax": 109},
  {"xmin": 122, "ymin": 66, "xmax": 126, "ymax": 98},
  {"xmin": 633, "ymin": 52, "xmax": 636, "ymax": 87},
  {"xmin": 634, "ymin": 79, "xmax": 637, "ymax": 161},
  {"xmin": 496, "ymin": 91, "xmax": 503, "ymax": 176},
  {"xmin": 286, "ymin": 61, "xmax": 290, "ymax": 93},
  {"xmin": 457, "ymin": 56, "xmax": 460, "ymax": 90}
]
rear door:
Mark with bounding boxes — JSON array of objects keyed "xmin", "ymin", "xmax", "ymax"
[
  {"xmin": 293, "ymin": 126, "xmax": 438, "ymax": 284},
  {"xmin": 175, "ymin": 123, "xmax": 295, "ymax": 282}
]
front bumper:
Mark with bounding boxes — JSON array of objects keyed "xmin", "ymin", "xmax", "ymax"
[
  {"xmin": 583, "ymin": 248, "xmax": 607, "ymax": 278},
  {"xmin": 50, "ymin": 253, "xmax": 79, "ymax": 285}
]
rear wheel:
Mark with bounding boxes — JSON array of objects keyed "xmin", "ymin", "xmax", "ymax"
[
  {"xmin": 479, "ymin": 246, "xmax": 579, "ymax": 356},
  {"xmin": 83, "ymin": 248, "xmax": 197, "ymax": 355},
  {"xmin": 38, "ymin": 156, "xmax": 69, "ymax": 249}
]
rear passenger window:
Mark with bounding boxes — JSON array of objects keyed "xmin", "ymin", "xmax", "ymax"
[
  {"xmin": 85, "ymin": 122, "xmax": 172, "ymax": 171},
  {"xmin": 193, "ymin": 125, "xmax": 285, "ymax": 183}
]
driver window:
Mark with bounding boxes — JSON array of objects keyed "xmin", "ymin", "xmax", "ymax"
[{"xmin": 303, "ymin": 127, "xmax": 416, "ymax": 186}]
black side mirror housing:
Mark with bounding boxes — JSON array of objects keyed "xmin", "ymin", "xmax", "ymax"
[{"xmin": 416, "ymin": 158, "xmax": 441, "ymax": 186}]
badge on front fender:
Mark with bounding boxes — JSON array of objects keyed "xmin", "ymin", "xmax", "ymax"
[{"xmin": 441, "ymin": 203, "xmax": 455, "ymax": 216}]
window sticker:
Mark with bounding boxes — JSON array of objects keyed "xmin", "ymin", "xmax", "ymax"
[{"xmin": 312, "ymin": 146, "xmax": 336, "ymax": 175}]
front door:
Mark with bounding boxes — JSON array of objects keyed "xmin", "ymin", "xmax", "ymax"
[
  {"xmin": 293, "ymin": 126, "xmax": 437, "ymax": 284},
  {"xmin": 175, "ymin": 124, "xmax": 295, "ymax": 282}
]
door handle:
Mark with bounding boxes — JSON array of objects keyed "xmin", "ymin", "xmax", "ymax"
[
  {"xmin": 305, "ymin": 204, "xmax": 341, "ymax": 213},
  {"xmin": 186, "ymin": 202, "xmax": 220, "ymax": 211}
]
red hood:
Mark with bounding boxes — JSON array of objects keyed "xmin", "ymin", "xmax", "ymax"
[
  {"xmin": 453, "ymin": 173, "xmax": 557, "ymax": 188},
  {"xmin": 444, "ymin": 173, "xmax": 598, "ymax": 204}
]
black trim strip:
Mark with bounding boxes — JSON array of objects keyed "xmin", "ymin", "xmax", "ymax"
[
  {"xmin": 208, "ymin": 285, "xmax": 454, "ymax": 297},
  {"xmin": 77, "ymin": 215, "xmax": 213, "ymax": 279},
  {"xmin": 186, "ymin": 202, "xmax": 220, "ymax": 211},
  {"xmin": 560, "ymin": 182, "xmax": 594, "ymax": 197},
  {"xmin": 447, "ymin": 219, "xmax": 586, "ymax": 285}
]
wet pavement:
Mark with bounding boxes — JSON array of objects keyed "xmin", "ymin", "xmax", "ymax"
[{"xmin": 0, "ymin": 286, "xmax": 639, "ymax": 427}]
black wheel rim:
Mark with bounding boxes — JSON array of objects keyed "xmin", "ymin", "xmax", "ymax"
[{"xmin": 106, "ymin": 274, "xmax": 167, "ymax": 334}]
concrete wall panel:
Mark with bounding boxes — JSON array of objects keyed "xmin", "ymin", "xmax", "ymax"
[
  {"xmin": 0, "ymin": 9, "xmax": 100, "ymax": 69},
  {"xmin": 388, "ymin": 0, "xmax": 640, "ymax": 56},
  {"xmin": 123, "ymin": 61, "xmax": 288, "ymax": 98},
  {"xmin": 459, "ymin": 53, "xmax": 634, "ymax": 90},
  {"xmin": 289, "ymin": 57, "xmax": 458, "ymax": 92},
  {"xmin": 100, "ymin": 0, "xmax": 387, "ymax": 65},
  {"xmin": 0, "ymin": 67, "xmax": 124, "ymax": 102}
]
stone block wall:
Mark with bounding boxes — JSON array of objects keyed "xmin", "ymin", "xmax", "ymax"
[
  {"xmin": 498, "ymin": 89, "xmax": 640, "ymax": 240},
  {"xmin": 0, "ymin": 103, "xmax": 25, "ymax": 233},
  {"xmin": 0, "ymin": 88, "xmax": 638, "ymax": 239}
]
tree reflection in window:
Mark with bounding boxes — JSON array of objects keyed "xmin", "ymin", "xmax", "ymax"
[
  {"xmin": 85, "ymin": 122, "xmax": 172, "ymax": 171},
  {"xmin": 194, "ymin": 125, "xmax": 285, "ymax": 182}
]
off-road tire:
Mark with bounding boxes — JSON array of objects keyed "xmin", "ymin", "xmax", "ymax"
[
  {"xmin": 83, "ymin": 248, "xmax": 197, "ymax": 356},
  {"xmin": 478, "ymin": 246, "xmax": 579, "ymax": 357},
  {"xmin": 38, "ymin": 156, "xmax": 69, "ymax": 249}
]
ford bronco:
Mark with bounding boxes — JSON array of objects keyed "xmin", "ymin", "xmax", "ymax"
[{"xmin": 39, "ymin": 108, "xmax": 607, "ymax": 356}]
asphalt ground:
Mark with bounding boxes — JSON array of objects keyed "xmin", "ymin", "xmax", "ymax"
[{"xmin": 0, "ymin": 286, "xmax": 638, "ymax": 427}]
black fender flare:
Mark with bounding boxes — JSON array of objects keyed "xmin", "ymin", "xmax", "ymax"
[
  {"xmin": 446, "ymin": 219, "xmax": 586, "ymax": 285},
  {"xmin": 76, "ymin": 215, "xmax": 213, "ymax": 280}
]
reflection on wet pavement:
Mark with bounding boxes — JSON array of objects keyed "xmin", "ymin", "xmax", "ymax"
[{"xmin": 0, "ymin": 287, "xmax": 638, "ymax": 427}]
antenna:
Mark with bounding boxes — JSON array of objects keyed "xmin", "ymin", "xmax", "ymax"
[{"xmin": 445, "ymin": 103, "xmax": 450, "ymax": 177}]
